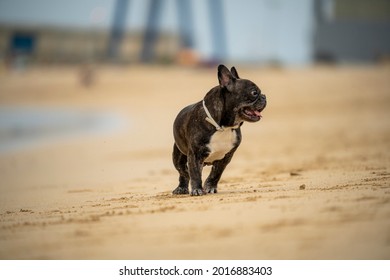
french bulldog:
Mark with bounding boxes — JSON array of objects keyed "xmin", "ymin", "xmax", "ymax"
[{"xmin": 172, "ymin": 65, "xmax": 266, "ymax": 196}]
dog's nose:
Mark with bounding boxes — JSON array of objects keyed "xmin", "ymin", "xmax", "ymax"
[{"xmin": 260, "ymin": 94, "xmax": 267, "ymax": 107}]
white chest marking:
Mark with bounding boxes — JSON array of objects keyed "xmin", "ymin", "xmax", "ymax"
[{"xmin": 204, "ymin": 128, "xmax": 237, "ymax": 163}]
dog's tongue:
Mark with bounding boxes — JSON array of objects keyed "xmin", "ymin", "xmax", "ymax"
[
  {"xmin": 253, "ymin": 110, "xmax": 262, "ymax": 117},
  {"xmin": 245, "ymin": 108, "xmax": 263, "ymax": 118}
]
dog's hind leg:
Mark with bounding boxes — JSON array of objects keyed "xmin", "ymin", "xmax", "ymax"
[{"xmin": 172, "ymin": 144, "xmax": 190, "ymax": 195}]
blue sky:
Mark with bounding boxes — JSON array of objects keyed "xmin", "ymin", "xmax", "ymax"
[{"xmin": 0, "ymin": 0, "xmax": 178, "ymax": 30}]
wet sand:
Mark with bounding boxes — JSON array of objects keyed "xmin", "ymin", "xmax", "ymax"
[{"xmin": 0, "ymin": 65, "xmax": 389, "ymax": 259}]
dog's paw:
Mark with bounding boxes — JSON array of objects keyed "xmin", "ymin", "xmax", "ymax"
[
  {"xmin": 172, "ymin": 187, "xmax": 189, "ymax": 195},
  {"xmin": 204, "ymin": 184, "xmax": 218, "ymax": 194},
  {"xmin": 205, "ymin": 186, "xmax": 218, "ymax": 194},
  {"xmin": 191, "ymin": 188, "xmax": 206, "ymax": 196}
]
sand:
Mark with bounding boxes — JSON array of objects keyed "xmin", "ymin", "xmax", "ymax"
[{"xmin": 0, "ymin": 65, "xmax": 389, "ymax": 259}]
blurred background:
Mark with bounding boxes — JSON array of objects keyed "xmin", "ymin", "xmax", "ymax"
[
  {"xmin": 1, "ymin": 0, "xmax": 390, "ymax": 260},
  {"xmin": 0, "ymin": 0, "xmax": 389, "ymax": 68}
]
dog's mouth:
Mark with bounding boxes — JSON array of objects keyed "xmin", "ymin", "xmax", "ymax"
[{"xmin": 241, "ymin": 106, "xmax": 264, "ymax": 122}]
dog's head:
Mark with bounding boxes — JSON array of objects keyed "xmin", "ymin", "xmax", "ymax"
[{"xmin": 218, "ymin": 64, "xmax": 267, "ymax": 123}]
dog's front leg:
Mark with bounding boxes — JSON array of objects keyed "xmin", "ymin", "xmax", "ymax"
[
  {"xmin": 204, "ymin": 148, "xmax": 237, "ymax": 193},
  {"xmin": 187, "ymin": 152, "xmax": 206, "ymax": 196}
]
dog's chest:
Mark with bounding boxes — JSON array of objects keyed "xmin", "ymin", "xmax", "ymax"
[{"xmin": 204, "ymin": 128, "xmax": 238, "ymax": 163}]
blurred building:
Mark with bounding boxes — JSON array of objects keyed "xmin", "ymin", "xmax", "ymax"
[
  {"xmin": 0, "ymin": 0, "xmax": 389, "ymax": 66},
  {"xmin": 314, "ymin": 0, "xmax": 390, "ymax": 62},
  {"xmin": 0, "ymin": 25, "xmax": 178, "ymax": 64}
]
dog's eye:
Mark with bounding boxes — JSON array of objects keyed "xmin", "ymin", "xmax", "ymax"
[{"xmin": 251, "ymin": 90, "xmax": 259, "ymax": 97}]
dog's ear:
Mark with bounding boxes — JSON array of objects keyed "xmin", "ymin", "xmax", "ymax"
[
  {"xmin": 218, "ymin": 64, "xmax": 233, "ymax": 88},
  {"xmin": 230, "ymin": 66, "xmax": 240, "ymax": 79}
]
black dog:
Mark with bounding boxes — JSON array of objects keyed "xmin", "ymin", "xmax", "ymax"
[{"xmin": 172, "ymin": 65, "xmax": 266, "ymax": 196}]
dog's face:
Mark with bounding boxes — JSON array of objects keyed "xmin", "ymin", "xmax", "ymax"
[{"xmin": 218, "ymin": 65, "xmax": 267, "ymax": 123}]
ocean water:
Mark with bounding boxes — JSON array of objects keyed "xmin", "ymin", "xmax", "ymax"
[{"xmin": 0, "ymin": 106, "xmax": 128, "ymax": 154}]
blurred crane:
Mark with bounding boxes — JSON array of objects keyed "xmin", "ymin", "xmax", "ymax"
[
  {"xmin": 107, "ymin": 0, "xmax": 227, "ymax": 64},
  {"xmin": 107, "ymin": 0, "xmax": 130, "ymax": 60}
]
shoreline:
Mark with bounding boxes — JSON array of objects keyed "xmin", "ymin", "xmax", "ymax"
[{"xmin": 0, "ymin": 106, "xmax": 128, "ymax": 154}]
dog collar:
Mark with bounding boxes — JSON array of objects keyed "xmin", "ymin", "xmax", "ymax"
[{"xmin": 202, "ymin": 100, "xmax": 239, "ymax": 131}]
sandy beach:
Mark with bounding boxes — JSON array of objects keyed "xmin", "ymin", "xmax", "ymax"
[{"xmin": 0, "ymin": 64, "xmax": 389, "ymax": 259}]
